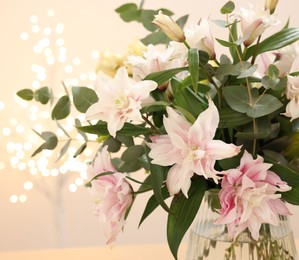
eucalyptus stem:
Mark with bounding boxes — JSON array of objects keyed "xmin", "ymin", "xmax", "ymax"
[{"xmin": 142, "ymin": 114, "xmax": 160, "ymax": 134}]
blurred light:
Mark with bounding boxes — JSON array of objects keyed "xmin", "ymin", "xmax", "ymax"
[
  {"xmin": 73, "ymin": 57, "xmax": 80, "ymax": 65},
  {"xmin": 47, "ymin": 9, "xmax": 55, "ymax": 17},
  {"xmin": 32, "ymin": 80, "xmax": 40, "ymax": 89},
  {"xmin": 10, "ymin": 195, "xmax": 18, "ymax": 203},
  {"xmin": 79, "ymin": 73, "xmax": 87, "ymax": 81},
  {"xmin": 30, "ymin": 15, "xmax": 38, "ymax": 23},
  {"xmin": 43, "ymin": 27, "xmax": 52, "ymax": 36},
  {"xmin": 69, "ymin": 184, "xmax": 77, "ymax": 192},
  {"xmin": 80, "ymin": 172, "xmax": 88, "ymax": 180},
  {"xmin": 16, "ymin": 150, "xmax": 25, "ymax": 159},
  {"xmin": 84, "ymin": 148, "xmax": 93, "ymax": 157},
  {"xmin": 30, "ymin": 168, "xmax": 38, "ymax": 175},
  {"xmin": 2, "ymin": 127, "xmax": 11, "ymax": 136},
  {"xmin": 64, "ymin": 65, "xmax": 73, "ymax": 74},
  {"xmin": 91, "ymin": 50, "xmax": 99, "ymax": 59},
  {"xmin": 59, "ymin": 47, "xmax": 67, "ymax": 54},
  {"xmin": 58, "ymin": 55, "xmax": 66, "ymax": 63},
  {"xmin": 9, "ymin": 118, "xmax": 18, "ymax": 125},
  {"xmin": 24, "ymin": 142, "xmax": 32, "ymax": 151},
  {"xmin": 44, "ymin": 48, "xmax": 52, "ymax": 57},
  {"xmin": 59, "ymin": 165, "xmax": 68, "ymax": 174},
  {"xmin": 10, "ymin": 157, "xmax": 19, "ymax": 166},
  {"xmin": 41, "ymin": 169, "xmax": 50, "ymax": 177},
  {"xmin": 38, "ymin": 37, "xmax": 50, "ymax": 48},
  {"xmin": 16, "ymin": 125, "xmax": 25, "ymax": 134},
  {"xmin": 0, "ymin": 101, "xmax": 5, "ymax": 110},
  {"xmin": 56, "ymin": 38, "xmax": 64, "ymax": 46},
  {"xmin": 33, "ymin": 45, "xmax": 42, "ymax": 54},
  {"xmin": 20, "ymin": 32, "xmax": 29, "ymax": 41},
  {"xmin": 38, "ymin": 111, "xmax": 50, "ymax": 119},
  {"xmin": 46, "ymin": 57, "xmax": 55, "ymax": 65},
  {"xmin": 0, "ymin": 162, "xmax": 5, "ymax": 170},
  {"xmin": 17, "ymin": 163, "xmax": 27, "ymax": 171},
  {"xmin": 89, "ymin": 72, "xmax": 97, "ymax": 81},
  {"xmin": 75, "ymin": 178, "xmax": 84, "ymax": 186},
  {"xmin": 27, "ymin": 160, "xmax": 35, "ymax": 168},
  {"xmin": 36, "ymin": 72, "xmax": 46, "ymax": 81},
  {"xmin": 6, "ymin": 142, "xmax": 15, "ymax": 152},
  {"xmin": 29, "ymin": 114, "xmax": 38, "ymax": 121},
  {"xmin": 34, "ymin": 124, "xmax": 43, "ymax": 132},
  {"xmin": 14, "ymin": 143, "xmax": 23, "ymax": 151},
  {"xmin": 19, "ymin": 194, "xmax": 27, "ymax": 203},
  {"xmin": 24, "ymin": 181, "xmax": 34, "ymax": 191},
  {"xmin": 56, "ymin": 23, "xmax": 64, "ymax": 34},
  {"xmin": 50, "ymin": 169, "xmax": 59, "ymax": 177},
  {"xmin": 31, "ymin": 25, "xmax": 40, "ymax": 33}
]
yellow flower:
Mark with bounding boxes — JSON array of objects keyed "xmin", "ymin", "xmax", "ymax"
[
  {"xmin": 127, "ymin": 39, "xmax": 147, "ymax": 56},
  {"xmin": 95, "ymin": 51, "xmax": 124, "ymax": 77},
  {"xmin": 265, "ymin": 0, "xmax": 279, "ymax": 14},
  {"xmin": 152, "ymin": 11, "xmax": 185, "ymax": 42}
]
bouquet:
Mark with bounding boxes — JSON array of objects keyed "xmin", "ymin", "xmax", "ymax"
[{"xmin": 17, "ymin": 0, "xmax": 299, "ymax": 259}]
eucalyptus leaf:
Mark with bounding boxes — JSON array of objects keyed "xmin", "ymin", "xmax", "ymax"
[
  {"xmin": 73, "ymin": 142, "xmax": 87, "ymax": 158},
  {"xmin": 103, "ymin": 137, "xmax": 122, "ymax": 153},
  {"xmin": 16, "ymin": 89, "xmax": 34, "ymax": 101},
  {"xmin": 56, "ymin": 139, "xmax": 71, "ymax": 162},
  {"xmin": 72, "ymin": 86, "xmax": 98, "ymax": 113},
  {"xmin": 35, "ymin": 87, "xmax": 51, "ymax": 104},
  {"xmin": 220, "ymin": 1, "xmax": 235, "ymax": 14},
  {"xmin": 121, "ymin": 145, "xmax": 145, "ymax": 163},
  {"xmin": 51, "ymin": 95, "xmax": 71, "ymax": 120}
]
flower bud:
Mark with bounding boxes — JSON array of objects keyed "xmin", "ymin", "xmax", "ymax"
[
  {"xmin": 152, "ymin": 11, "xmax": 186, "ymax": 42},
  {"xmin": 265, "ymin": 0, "xmax": 279, "ymax": 14}
]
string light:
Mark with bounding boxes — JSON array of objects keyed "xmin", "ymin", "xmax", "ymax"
[{"xmin": 7, "ymin": 8, "xmax": 100, "ymax": 205}]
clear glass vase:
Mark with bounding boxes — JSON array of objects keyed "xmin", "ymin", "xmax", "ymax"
[{"xmin": 186, "ymin": 190, "xmax": 298, "ymax": 260}]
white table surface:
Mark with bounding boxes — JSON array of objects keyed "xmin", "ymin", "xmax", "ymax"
[{"xmin": 0, "ymin": 241, "xmax": 298, "ymax": 260}]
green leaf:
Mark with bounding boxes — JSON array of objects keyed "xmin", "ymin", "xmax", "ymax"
[
  {"xmin": 219, "ymin": 107, "xmax": 252, "ymax": 128},
  {"xmin": 115, "ymin": 3, "xmax": 141, "ymax": 23},
  {"xmin": 220, "ymin": 1, "xmax": 235, "ymax": 14},
  {"xmin": 73, "ymin": 142, "xmax": 87, "ymax": 158},
  {"xmin": 144, "ymin": 67, "xmax": 188, "ymax": 86},
  {"xmin": 16, "ymin": 89, "xmax": 34, "ymax": 101},
  {"xmin": 77, "ymin": 122, "xmax": 151, "ymax": 136},
  {"xmin": 142, "ymin": 101, "xmax": 169, "ymax": 113},
  {"xmin": 115, "ymin": 135, "xmax": 134, "ymax": 147},
  {"xmin": 172, "ymin": 79, "xmax": 206, "ymax": 118},
  {"xmin": 270, "ymin": 163, "xmax": 299, "ymax": 205},
  {"xmin": 117, "ymin": 160, "xmax": 142, "ymax": 172},
  {"xmin": 176, "ymin": 15, "xmax": 189, "ymax": 28},
  {"xmin": 31, "ymin": 131, "xmax": 58, "ymax": 157},
  {"xmin": 72, "ymin": 86, "xmax": 98, "ymax": 113},
  {"xmin": 115, "ymin": 3, "xmax": 137, "ymax": 13},
  {"xmin": 35, "ymin": 87, "xmax": 51, "ymax": 104},
  {"xmin": 167, "ymin": 178, "xmax": 207, "ymax": 260},
  {"xmin": 245, "ymin": 28, "xmax": 299, "ymax": 60},
  {"xmin": 75, "ymin": 119, "xmax": 88, "ymax": 141},
  {"xmin": 223, "ymin": 86, "xmax": 283, "ymax": 118},
  {"xmin": 188, "ymin": 48, "xmax": 199, "ymax": 93},
  {"xmin": 56, "ymin": 121, "xmax": 71, "ymax": 138},
  {"xmin": 141, "ymin": 10, "xmax": 157, "ymax": 32},
  {"xmin": 56, "ymin": 139, "xmax": 71, "ymax": 162},
  {"xmin": 237, "ymin": 64, "xmax": 258, "ymax": 79},
  {"xmin": 141, "ymin": 31, "xmax": 169, "ymax": 45},
  {"xmin": 121, "ymin": 145, "xmax": 145, "ymax": 163},
  {"xmin": 229, "ymin": 20, "xmax": 242, "ymax": 63},
  {"xmin": 215, "ymin": 62, "xmax": 245, "ymax": 81},
  {"xmin": 139, "ymin": 186, "xmax": 170, "ymax": 227},
  {"xmin": 103, "ymin": 137, "xmax": 122, "ymax": 153},
  {"xmin": 268, "ymin": 64, "xmax": 279, "ymax": 78},
  {"xmin": 51, "ymin": 95, "xmax": 71, "ymax": 120}
]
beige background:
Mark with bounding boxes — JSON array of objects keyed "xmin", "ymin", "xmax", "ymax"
[{"xmin": 0, "ymin": 0, "xmax": 298, "ymax": 251}]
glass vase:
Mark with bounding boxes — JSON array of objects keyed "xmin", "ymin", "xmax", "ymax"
[{"xmin": 186, "ymin": 190, "xmax": 298, "ymax": 260}]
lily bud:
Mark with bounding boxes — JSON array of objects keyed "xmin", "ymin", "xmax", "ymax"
[
  {"xmin": 265, "ymin": 0, "xmax": 279, "ymax": 14},
  {"xmin": 152, "ymin": 11, "xmax": 186, "ymax": 42}
]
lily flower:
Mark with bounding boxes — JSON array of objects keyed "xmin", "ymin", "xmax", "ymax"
[
  {"xmin": 87, "ymin": 146, "xmax": 133, "ymax": 246},
  {"xmin": 147, "ymin": 100, "xmax": 241, "ymax": 197},
  {"xmin": 216, "ymin": 151, "xmax": 291, "ymax": 240},
  {"xmin": 86, "ymin": 67, "xmax": 157, "ymax": 137},
  {"xmin": 152, "ymin": 10, "xmax": 186, "ymax": 42}
]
